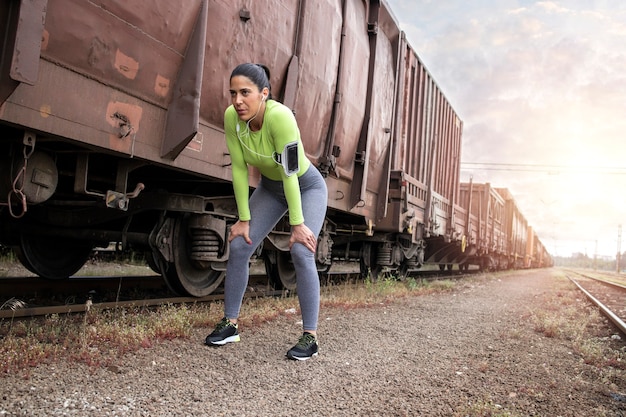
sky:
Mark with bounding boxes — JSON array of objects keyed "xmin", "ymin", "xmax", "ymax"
[{"xmin": 386, "ymin": 0, "xmax": 626, "ymax": 258}]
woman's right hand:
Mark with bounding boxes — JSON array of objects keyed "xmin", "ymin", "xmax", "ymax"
[{"xmin": 229, "ymin": 220, "xmax": 252, "ymax": 244}]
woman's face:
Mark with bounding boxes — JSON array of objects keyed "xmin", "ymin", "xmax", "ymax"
[{"xmin": 229, "ymin": 75, "xmax": 267, "ymax": 122}]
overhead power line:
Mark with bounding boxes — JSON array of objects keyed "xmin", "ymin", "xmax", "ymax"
[{"xmin": 460, "ymin": 162, "xmax": 626, "ymax": 175}]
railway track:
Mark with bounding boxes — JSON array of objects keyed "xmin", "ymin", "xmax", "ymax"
[
  {"xmin": 0, "ymin": 286, "xmax": 284, "ymax": 320},
  {"xmin": 0, "ymin": 272, "xmax": 281, "ymax": 319},
  {"xmin": 0, "ymin": 263, "xmax": 480, "ymax": 319},
  {"xmin": 567, "ymin": 271, "xmax": 626, "ymax": 336}
]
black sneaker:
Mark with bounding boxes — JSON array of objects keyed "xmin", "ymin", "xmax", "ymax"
[
  {"xmin": 286, "ymin": 332, "xmax": 319, "ymax": 361},
  {"xmin": 205, "ymin": 317, "xmax": 240, "ymax": 346}
]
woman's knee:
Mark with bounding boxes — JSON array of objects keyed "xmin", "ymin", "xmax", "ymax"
[
  {"xmin": 229, "ymin": 237, "xmax": 256, "ymax": 259},
  {"xmin": 290, "ymin": 243, "xmax": 315, "ymax": 265}
]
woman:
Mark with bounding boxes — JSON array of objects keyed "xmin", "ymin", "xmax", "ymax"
[{"xmin": 205, "ymin": 63, "xmax": 328, "ymax": 361}]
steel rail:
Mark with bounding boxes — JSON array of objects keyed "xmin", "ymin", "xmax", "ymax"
[
  {"xmin": 568, "ymin": 276, "xmax": 626, "ymax": 336},
  {"xmin": 0, "ymin": 289, "xmax": 285, "ymax": 319}
]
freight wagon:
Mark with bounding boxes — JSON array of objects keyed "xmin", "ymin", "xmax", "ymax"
[
  {"xmin": 526, "ymin": 227, "xmax": 552, "ymax": 268},
  {"xmin": 459, "ymin": 182, "xmax": 506, "ymax": 270},
  {"xmin": 0, "ymin": 0, "xmax": 546, "ymax": 297},
  {"xmin": 459, "ymin": 182, "xmax": 552, "ymax": 271}
]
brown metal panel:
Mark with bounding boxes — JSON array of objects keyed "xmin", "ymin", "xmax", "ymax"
[
  {"xmin": 17, "ymin": 0, "xmax": 307, "ymax": 159},
  {"xmin": 41, "ymin": 0, "xmax": 201, "ymax": 108},
  {"xmin": 346, "ymin": 0, "xmax": 399, "ymax": 210},
  {"xmin": 1, "ymin": 59, "xmax": 232, "ymax": 180},
  {"xmin": 93, "ymin": 0, "xmax": 197, "ymax": 53},
  {"xmin": 348, "ymin": 0, "xmax": 379, "ymax": 208},
  {"xmin": 11, "ymin": 0, "xmax": 47, "ymax": 85},
  {"xmin": 201, "ymin": 0, "xmax": 301, "ymax": 127},
  {"xmin": 365, "ymin": 1, "xmax": 399, "ymax": 169},
  {"xmin": 0, "ymin": 2, "xmax": 19, "ymax": 103},
  {"xmin": 323, "ymin": 0, "xmax": 368, "ymax": 180},
  {"xmin": 293, "ymin": 0, "xmax": 341, "ymax": 162}
]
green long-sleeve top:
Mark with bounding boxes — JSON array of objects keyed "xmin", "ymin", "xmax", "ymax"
[{"xmin": 224, "ymin": 100, "xmax": 311, "ymax": 225}]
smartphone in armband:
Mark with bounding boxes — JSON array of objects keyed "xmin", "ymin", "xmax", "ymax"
[{"xmin": 273, "ymin": 141, "xmax": 300, "ymax": 176}]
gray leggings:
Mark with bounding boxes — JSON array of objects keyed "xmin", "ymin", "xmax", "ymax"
[{"xmin": 224, "ymin": 167, "xmax": 328, "ymax": 331}]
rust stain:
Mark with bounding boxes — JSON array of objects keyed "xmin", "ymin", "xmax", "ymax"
[
  {"xmin": 41, "ymin": 30, "xmax": 49, "ymax": 51},
  {"xmin": 106, "ymin": 101, "xmax": 143, "ymax": 153},
  {"xmin": 154, "ymin": 74, "xmax": 170, "ymax": 97},
  {"xmin": 114, "ymin": 49, "xmax": 139, "ymax": 80},
  {"xmin": 39, "ymin": 104, "xmax": 51, "ymax": 118}
]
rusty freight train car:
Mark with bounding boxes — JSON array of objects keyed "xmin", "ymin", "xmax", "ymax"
[
  {"xmin": 495, "ymin": 188, "xmax": 529, "ymax": 270},
  {"xmin": 372, "ymin": 30, "xmax": 464, "ymax": 277},
  {"xmin": 459, "ymin": 182, "xmax": 507, "ymax": 271},
  {"xmin": 459, "ymin": 182, "xmax": 551, "ymax": 271},
  {"xmin": 526, "ymin": 227, "xmax": 552, "ymax": 268},
  {"xmin": 0, "ymin": 0, "xmax": 471, "ymax": 296}
]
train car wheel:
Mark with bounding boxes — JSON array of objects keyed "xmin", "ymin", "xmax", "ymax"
[
  {"xmin": 163, "ymin": 216, "xmax": 225, "ymax": 297},
  {"xmin": 15, "ymin": 234, "xmax": 92, "ymax": 279}
]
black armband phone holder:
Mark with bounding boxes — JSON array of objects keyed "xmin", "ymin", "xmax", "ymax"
[{"xmin": 273, "ymin": 141, "xmax": 300, "ymax": 176}]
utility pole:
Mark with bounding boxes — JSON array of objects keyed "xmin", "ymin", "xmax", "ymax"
[{"xmin": 618, "ymin": 224, "xmax": 622, "ymax": 274}]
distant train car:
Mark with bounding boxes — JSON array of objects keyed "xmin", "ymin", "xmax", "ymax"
[
  {"xmin": 495, "ymin": 188, "xmax": 528, "ymax": 269},
  {"xmin": 459, "ymin": 182, "xmax": 507, "ymax": 270},
  {"xmin": 459, "ymin": 182, "xmax": 553, "ymax": 271},
  {"xmin": 526, "ymin": 227, "xmax": 552, "ymax": 268},
  {"xmin": 377, "ymin": 31, "xmax": 464, "ymax": 276}
]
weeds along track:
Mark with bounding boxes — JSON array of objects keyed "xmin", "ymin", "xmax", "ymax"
[{"xmin": 0, "ymin": 267, "xmax": 479, "ymax": 319}]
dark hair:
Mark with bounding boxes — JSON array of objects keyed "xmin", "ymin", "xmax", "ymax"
[{"xmin": 230, "ymin": 63, "xmax": 272, "ymax": 99}]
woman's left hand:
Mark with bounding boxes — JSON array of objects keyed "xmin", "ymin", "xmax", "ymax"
[{"xmin": 290, "ymin": 223, "xmax": 317, "ymax": 253}]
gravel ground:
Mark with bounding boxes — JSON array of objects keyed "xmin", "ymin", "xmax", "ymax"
[{"xmin": 2, "ymin": 268, "xmax": 626, "ymax": 416}]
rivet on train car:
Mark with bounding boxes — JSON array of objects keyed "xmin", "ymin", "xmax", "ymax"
[{"xmin": 239, "ymin": 8, "xmax": 251, "ymax": 22}]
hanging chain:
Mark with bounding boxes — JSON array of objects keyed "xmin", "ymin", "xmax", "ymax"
[{"xmin": 5, "ymin": 135, "xmax": 36, "ymax": 219}]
